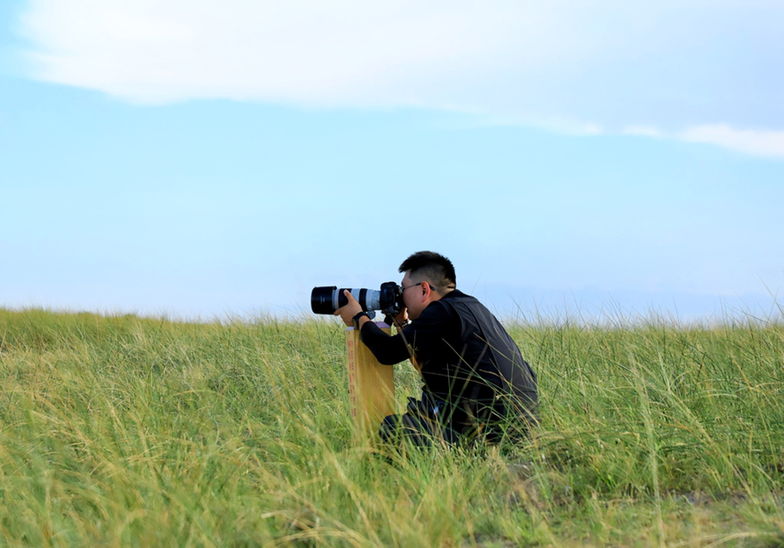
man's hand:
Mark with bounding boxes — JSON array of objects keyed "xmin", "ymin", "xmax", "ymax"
[
  {"xmin": 394, "ymin": 308, "xmax": 409, "ymax": 328},
  {"xmin": 334, "ymin": 289, "xmax": 363, "ymax": 327}
]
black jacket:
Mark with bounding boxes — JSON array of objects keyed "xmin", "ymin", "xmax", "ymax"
[{"xmin": 360, "ymin": 290, "xmax": 537, "ymax": 429}]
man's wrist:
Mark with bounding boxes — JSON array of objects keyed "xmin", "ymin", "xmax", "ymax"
[{"xmin": 352, "ymin": 311, "xmax": 370, "ymax": 329}]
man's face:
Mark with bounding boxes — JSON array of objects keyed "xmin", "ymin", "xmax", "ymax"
[{"xmin": 400, "ymin": 271, "xmax": 428, "ymax": 320}]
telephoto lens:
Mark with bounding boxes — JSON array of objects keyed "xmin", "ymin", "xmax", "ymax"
[
  {"xmin": 310, "ymin": 283, "xmax": 403, "ymax": 316},
  {"xmin": 310, "ymin": 286, "xmax": 382, "ymax": 315}
]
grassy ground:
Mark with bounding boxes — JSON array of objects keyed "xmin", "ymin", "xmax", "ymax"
[{"xmin": 0, "ymin": 308, "xmax": 782, "ymax": 547}]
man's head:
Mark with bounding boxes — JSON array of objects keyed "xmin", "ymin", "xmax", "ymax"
[{"xmin": 398, "ymin": 251, "xmax": 456, "ymax": 319}]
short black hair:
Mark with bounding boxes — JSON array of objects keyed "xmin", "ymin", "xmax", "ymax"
[{"xmin": 398, "ymin": 251, "xmax": 456, "ymax": 292}]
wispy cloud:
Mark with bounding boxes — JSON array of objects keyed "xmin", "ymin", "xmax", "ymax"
[
  {"xmin": 16, "ymin": 0, "xmax": 784, "ymax": 157},
  {"xmin": 622, "ymin": 123, "xmax": 784, "ymax": 159},
  {"xmin": 678, "ymin": 124, "xmax": 784, "ymax": 159}
]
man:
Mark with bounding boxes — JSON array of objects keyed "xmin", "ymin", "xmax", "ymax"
[{"xmin": 335, "ymin": 251, "xmax": 538, "ymax": 446}]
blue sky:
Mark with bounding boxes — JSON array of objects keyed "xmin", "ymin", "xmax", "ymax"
[{"xmin": 2, "ymin": 1, "xmax": 783, "ymax": 322}]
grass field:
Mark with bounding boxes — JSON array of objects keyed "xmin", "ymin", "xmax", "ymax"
[{"xmin": 0, "ymin": 308, "xmax": 782, "ymax": 547}]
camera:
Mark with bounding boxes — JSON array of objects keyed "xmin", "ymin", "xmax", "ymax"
[{"xmin": 311, "ymin": 282, "xmax": 403, "ymax": 317}]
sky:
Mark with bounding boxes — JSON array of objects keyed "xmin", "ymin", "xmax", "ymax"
[{"xmin": 1, "ymin": 0, "xmax": 783, "ymax": 323}]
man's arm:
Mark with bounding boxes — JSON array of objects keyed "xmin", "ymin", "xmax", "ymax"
[
  {"xmin": 358, "ymin": 322, "xmax": 412, "ymax": 365},
  {"xmin": 333, "ymin": 289, "xmax": 411, "ymax": 365},
  {"xmin": 364, "ymin": 299, "xmax": 460, "ymax": 371},
  {"xmin": 335, "ymin": 290, "xmax": 458, "ymax": 368}
]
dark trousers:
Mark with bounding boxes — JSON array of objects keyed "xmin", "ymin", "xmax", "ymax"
[
  {"xmin": 378, "ymin": 398, "xmax": 535, "ymax": 448},
  {"xmin": 378, "ymin": 413, "xmax": 463, "ymax": 447}
]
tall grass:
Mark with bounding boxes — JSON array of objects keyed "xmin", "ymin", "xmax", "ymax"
[{"xmin": 0, "ymin": 308, "xmax": 782, "ymax": 546}]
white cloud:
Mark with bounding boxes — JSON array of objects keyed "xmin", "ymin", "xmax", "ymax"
[
  {"xmin": 621, "ymin": 123, "xmax": 784, "ymax": 158},
  {"xmin": 16, "ymin": 0, "xmax": 784, "ymax": 156},
  {"xmin": 678, "ymin": 124, "xmax": 784, "ymax": 159},
  {"xmin": 21, "ymin": 0, "xmax": 570, "ymax": 105}
]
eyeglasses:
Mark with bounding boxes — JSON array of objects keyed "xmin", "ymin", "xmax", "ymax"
[{"xmin": 400, "ymin": 282, "xmax": 425, "ymax": 292}]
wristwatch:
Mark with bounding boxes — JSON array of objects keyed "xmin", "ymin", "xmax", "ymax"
[{"xmin": 352, "ymin": 311, "xmax": 370, "ymax": 329}]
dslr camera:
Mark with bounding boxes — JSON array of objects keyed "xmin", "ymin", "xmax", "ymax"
[{"xmin": 311, "ymin": 282, "xmax": 403, "ymax": 319}]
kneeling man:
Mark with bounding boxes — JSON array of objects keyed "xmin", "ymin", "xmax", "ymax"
[{"xmin": 335, "ymin": 251, "xmax": 538, "ymax": 446}]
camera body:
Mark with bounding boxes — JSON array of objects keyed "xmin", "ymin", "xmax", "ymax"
[{"xmin": 311, "ymin": 282, "xmax": 403, "ymax": 317}]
